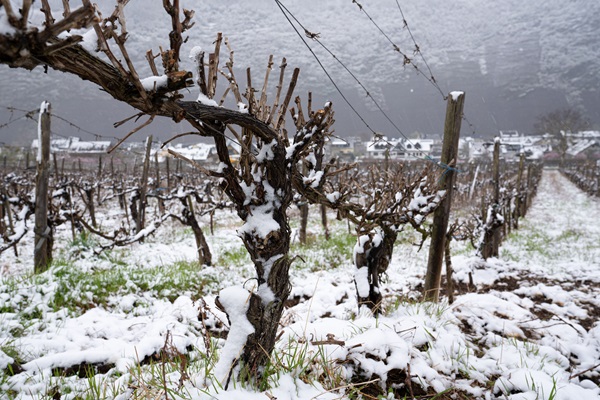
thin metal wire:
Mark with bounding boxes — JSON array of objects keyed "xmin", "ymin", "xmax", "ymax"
[
  {"xmin": 274, "ymin": 0, "xmax": 378, "ymax": 136},
  {"xmin": 274, "ymin": 0, "xmax": 462, "ymax": 176}
]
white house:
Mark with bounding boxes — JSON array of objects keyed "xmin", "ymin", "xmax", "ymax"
[
  {"xmin": 157, "ymin": 142, "xmax": 217, "ymax": 162},
  {"xmin": 364, "ymin": 137, "xmax": 433, "ymax": 161},
  {"xmin": 31, "ymin": 136, "xmax": 111, "ymax": 153}
]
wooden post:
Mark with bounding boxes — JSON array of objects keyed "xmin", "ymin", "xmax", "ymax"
[
  {"xmin": 492, "ymin": 141, "xmax": 500, "ymax": 205},
  {"xmin": 136, "ymin": 135, "xmax": 152, "ymax": 234},
  {"xmin": 299, "ymin": 202, "xmax": 309, "ymax": 244},
  {"xmin": 596, "ymin": 165, "xmax": 600, "ymax": 197},
  {"xmin": 298, "ymin": 162, "xmax": 309, "ymax": 245},
  {"xmin": 154, "ymin": 151, "xmax": 160, "ymax": 189},
  {"xmin": 96, "ymin": 156, "xmax": 102, "ymax": 204},
  {"xmin": 3, "ymin": 192, "xmax": 17, "ymax": 256},
  {"xmin": 97, "ymin": 155, "xmax": 103, "ymax": 177},
  {"xmin": 166, "ymin": 155, "xmax": 171, "ymax": 190},
  {"xmin": 52, "ymin": 153, "xmax": 60, "ymax": 181},
  {"xmin": 525, "ymin": 163, "xmax": 533, "ymax": 212},
  {"xmin": 514, "ymin": 152, "xmax": 525, "ymax": 229},
  {"xmin": 320, "ymin": 204, "xmax": 330, "ymax": 240},
  {"xmin": 34, "ymin": 101, "xmax": 52, "ymax": 273},
  {"xmin": 423, "ymin": 91, "xmax": 465, "ymax": 302},
  {"xmin": 67, "ymin": 184, "xmax": 76, "ymax": 241},
  {"xmin": 154, "ymin": 151, "xmax": 165, "ymax": 214}
]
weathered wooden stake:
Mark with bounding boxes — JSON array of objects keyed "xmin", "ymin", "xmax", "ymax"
[
  {"xmin": 320, "ymin": 204, "xmax": 330, "ymax": 240},
  {"xmin": 3, "ymin": 193, "xmax": 17, "ymax": 256},
  {"xmin": 514, "ymin": 152, "xmax": 525, "ymax": 229},
  {"xmin": 166, "ymin": 155, "xmax": 171, "ymax": 190},
  {"xmin": 491, "ymin": 140, "xmax": 501, "ymax": 253},
  {"xmin": 136, "ymin": 135, "xmax": 152, "ymax": 234},
  {"xmin": 444, "ymin": 230, "xmax": 455, "ymax": 305},
  {"xmin": 154, "ymin": 151, "xmax": 160, "ymax": 189},
  {"xmin": 96, "ymin": 156, "xmax": 102, "ymax": 204},
  {"xmin": 67, "ymin": 184, "xmax": 76, "ymax": 241},
  {"xmin": 97, "ymin": 155, "xmax": 103, "ymax": 177},
  {"xmin": 423, "ymin": 91, "xmax": 465, "ymax": 302},
  {"xmin": 52, "ymin": 153, "xmax": 60, "ymax": 181},
  {"xmin": 34, "ymin": 101, "xmax": 52, "ymax": 273}
]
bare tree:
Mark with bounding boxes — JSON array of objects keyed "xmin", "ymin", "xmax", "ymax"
[
  {"xmin": 0, "ymin": 1, "xmax": 335, "ymax": 384},
  {"xmin": 534, "ymin": 108, "xmax": 590, "ymax": 165}
]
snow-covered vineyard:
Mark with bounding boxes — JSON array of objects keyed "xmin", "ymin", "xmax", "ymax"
[
  {"xmin": 1, "ymin": 1, "xmax": 600, "ymax": 399},
  {"xmin": 0, "ymin": 169, "xmax": 598, "ymax": 399}
]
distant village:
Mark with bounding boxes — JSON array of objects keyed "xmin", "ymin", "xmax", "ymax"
[{"xmin": 23, "ymin": 129, "xmax": 600, "ymax": 165}]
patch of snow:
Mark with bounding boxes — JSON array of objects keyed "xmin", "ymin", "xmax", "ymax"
[
  {"xmin": 79, "ymin": 28, "xmax": 99, "ymax": 53},
  {"xmin": 450, "ymin": 91, "xmax": 464, "ymax": 101},
  {"xmin": 197, "ymin": 93, "xmax": 219, "ymax": 107},
  {"xmin": 213, "ymin": 286, "xmax": 254, "ymax": 386},
  {"xmin": 140, "ymin": 75, "xmax": 168, "ymax": 91},
  {"xmin": 238, "ymin": 204, "xmax": 279, "ymax": 240},
  {"xmin": 326, "ymin": 191, "xmax": 340, "ymax": 203},
  {"xmin": 237, "ymin": 102, "xmax": 249, "ymax": 113},
  {"xmin": 188, "ymin": 45, "xmax": 203, "ymax": 60}
]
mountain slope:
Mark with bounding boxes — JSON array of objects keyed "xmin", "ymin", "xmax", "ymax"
[{"xmin": 1, "ymin": 0, "xmax": 598, "ymax": 144}]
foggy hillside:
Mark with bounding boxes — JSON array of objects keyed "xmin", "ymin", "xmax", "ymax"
[{"xmin": 1, "ymin": 0, "xmax": 598, "ymax": 145}]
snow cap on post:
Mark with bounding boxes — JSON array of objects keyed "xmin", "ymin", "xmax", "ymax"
[{"xmin": 37, "ymin": 101, "xmax": 50, "ymax": 163}]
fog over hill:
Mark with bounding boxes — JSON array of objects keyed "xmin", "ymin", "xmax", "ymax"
[{"xmin": 1, "ymin": 0, "xmax": 599, "ymax": 145}]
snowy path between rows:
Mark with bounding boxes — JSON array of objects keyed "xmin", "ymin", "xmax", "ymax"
[
  {"xmin": 1, "ymin": 169, "xmax": 599, "ymax": 399},
  {"xmin": 499, "ymin": 169, "xmax": 600, "ymax": 281}
]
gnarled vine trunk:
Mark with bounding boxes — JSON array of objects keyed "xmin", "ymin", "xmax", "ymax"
[{"xmin": 354, "ymin": 226, "xmax": 398, "ymax": 314}]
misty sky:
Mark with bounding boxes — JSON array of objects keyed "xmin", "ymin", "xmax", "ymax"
[{"xmin": 1, "ymin": 0, "xmax": 599, "ymax": 145}]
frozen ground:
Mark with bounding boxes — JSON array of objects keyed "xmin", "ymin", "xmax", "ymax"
[{"xmin": 0, "ymin": 169, "xmax": 599, "ymax": 399}]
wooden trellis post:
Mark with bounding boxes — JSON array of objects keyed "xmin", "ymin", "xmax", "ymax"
[
  {"xmin": 423, "ymin": 91, "xmax": 465, "ymax": 302},
  {"xmin": 136, "ymin": 135, "xmax": 153, "ymax": 234},
  {"xmin": 34, "ymin": 101, "xmax": 52, "ymax": 273}
]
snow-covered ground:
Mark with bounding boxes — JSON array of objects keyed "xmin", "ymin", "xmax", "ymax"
[{"xmin": 1, "ymin": 169, "xmax": 599, "ymax": 399}]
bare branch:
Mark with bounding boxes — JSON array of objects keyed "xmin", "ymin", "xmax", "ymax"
[
  {"xmin": 266, "ymin": 58, "xmax": 287, "ymax": 126},
  {"xmin": 146, "ymin": 49, "xmax": 160, "ymax": 76},
  {"xmin": 167, "ymin": 149, "xmax": 224, "ymax": 178},
  {"xmin": 276, "ymin": 67, "xmax": 300, "ymax": 132},
  {"xmin": 40, "ymin": 0, "xmax": 55, "ymax": 27},
  {"xmin": 108, "ymin": 114, "xmax": 156, "ymax": 153},
  {"xmin": 258, "ymin": 55, "xmax": 274, "ymax": 120},
  {"xmin": 61, "ymin": 0, "xmax": 71, "ymax": 18},
  {"xmin": 207, "ymin": 33, "xmax": 223, "ymax": 98}
]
